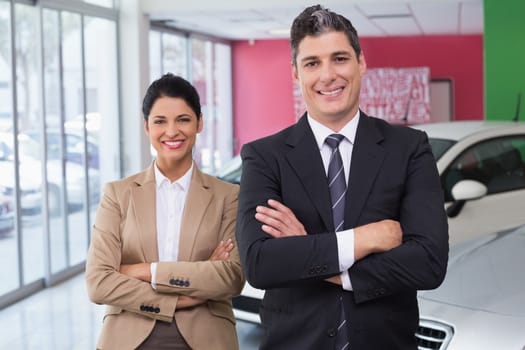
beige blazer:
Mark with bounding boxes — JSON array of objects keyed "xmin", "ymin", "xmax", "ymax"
[{"xmin": 85, "ymin": 163, "xmax": 244, "ymax": 350}]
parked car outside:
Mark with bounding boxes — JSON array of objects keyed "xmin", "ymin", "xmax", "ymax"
[
  {"xmin": 0, "ymin": 188, "xmax": 15, "ymax": 235},
  {"xmin": 416, "ymin": 224, "xmax": 525, "ymax": 349},
  {"xmin": 0, "ymin": 138, "xmax": 43, "ymax": 215},
  {"xmin": 23, "ymin": 129, "xmax": 100, "ymax": 169},
  {"xmin": 0, "ymin": 132, "xmax": 100, "ymax": 216},
  {"xmin": 220, "ymin": 120, "xmax": 525, "ymax": 324}
]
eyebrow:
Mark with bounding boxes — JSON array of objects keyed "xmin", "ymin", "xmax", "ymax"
[{"xmin": 299, "ymin": 50, "xmax": 353, "ymax": 63}]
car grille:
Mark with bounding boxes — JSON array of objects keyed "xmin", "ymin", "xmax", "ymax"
[{"xmin": 416, "ymin": 319, "xmax": 454, "ymax": 350}]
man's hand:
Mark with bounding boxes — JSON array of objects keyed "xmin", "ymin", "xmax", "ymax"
[
  {"xmin": 255, "ymin": 199, "xmax": 307, "ymax": 238},
  {"xmin": 354, "ymin": 219, "xmax": 402, "ymax": 261}
]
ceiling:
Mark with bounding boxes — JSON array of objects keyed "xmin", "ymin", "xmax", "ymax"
[{"xmin": 142, "ymin": 0, "xmax": 484, "ymax": 40}]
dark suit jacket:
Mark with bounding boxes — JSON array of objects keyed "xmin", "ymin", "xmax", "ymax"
[{"xmin": 235, "ymin": 112, "xmax": 448, "ymax": 350}]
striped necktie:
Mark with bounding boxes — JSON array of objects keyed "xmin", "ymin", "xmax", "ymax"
[{"xmin": 325, "ymin": 133, "xmax": 350, "ymax": 350}]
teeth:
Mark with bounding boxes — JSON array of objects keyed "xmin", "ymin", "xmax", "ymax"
[
  {"xmin": 320, "ymin": 88, "xmax": 343, "ymax": 95},
  {"xmin": 164, "ymin": 141, "xmax": 182, "ymax": 146}
]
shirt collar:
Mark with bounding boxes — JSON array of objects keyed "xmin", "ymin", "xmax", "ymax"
[
  {"xmin": 154, "ymin": 161, "xmax": 193, "ymax": 191},
  {"xmin": 307, "ymin": 110, "xmax": 360, "ymax": 149}
]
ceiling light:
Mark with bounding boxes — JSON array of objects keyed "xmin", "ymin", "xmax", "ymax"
[{"xmin": 267, "ymin": 28, "xmax": 290, "ymax": 36}]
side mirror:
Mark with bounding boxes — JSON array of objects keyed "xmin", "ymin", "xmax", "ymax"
[
  {"xmin": 447, "ymin": 180, "xmax": 487, "ymax": 218},
  {"xmin": 451, "ymin": 179, "xmax": 487, "ymax": 201}
]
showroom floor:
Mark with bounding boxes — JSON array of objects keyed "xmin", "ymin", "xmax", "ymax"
[{"xmin": 0, "ymin": 273, "xmax": 263, "ymax": 349}]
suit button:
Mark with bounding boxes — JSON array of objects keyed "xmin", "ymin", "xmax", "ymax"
[
  {"xmin": 322, "ymin": 265, "xmax": 327, "ymax": 272},
  {"xmin": 154, "ymin": 307, "xmax": 160, "ymax": 313},
  {"xmin": 169, "ymin": 278, "xmax": 177, "ymax": 285},
  {"xmin": 327, "ymin": 328, "xmax": 336, "ymax": 337},
  {"xmin": 184, "ymin": 280, "xmax": 190, "ymax": 287},
  {"xmin": 140, "ymin": 305, "xmax": 146, "ymax": 311},
  {"xmin": 148, "ymin": 306, "xmax": 154, "ymax": 312}
]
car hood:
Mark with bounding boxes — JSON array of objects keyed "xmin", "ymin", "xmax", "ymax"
[{"xmin": 419, "ymin": 225, "xmax": 525, "ymax": 317}]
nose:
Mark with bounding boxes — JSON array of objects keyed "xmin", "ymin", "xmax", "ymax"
[
  {"xmin": 319, "ymin": 62, "xmax": 337, "ymax": 83},
  {"xmin": 165, "ymin": 121, "xmax": 178, "ymax": 137}
]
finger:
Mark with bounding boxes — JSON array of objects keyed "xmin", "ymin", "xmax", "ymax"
[
  {"xmin": 255, "ymin": 213, "xmax": 285, "ymax": 231},
  {"xmin": 267, "ymin": 199, "xmax": 293, "ymax": 216},
  {"xmin": 256, "ymin": 207, "xmax": 289, "ymax": 228},
  {"xmin": 261, "ymin": 224, "xmax": 283, "ymax": 238}
]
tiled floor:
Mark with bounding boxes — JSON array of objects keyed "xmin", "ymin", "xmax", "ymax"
[
  {"xmin": 0, "ymin": 273, "xmax": 262, "ymax": 349},
  {"xmin": 0, "ymin": 274, "xmax": 104, "ymax": 350}
]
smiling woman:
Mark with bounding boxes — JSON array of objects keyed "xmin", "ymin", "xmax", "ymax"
[{"xmin": 86, "ymin": 73, "xmax": 244, "ymax": 350}]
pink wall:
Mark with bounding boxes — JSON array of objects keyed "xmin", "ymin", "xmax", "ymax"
[
  {"xmin": 232, "ymin": 35, "xmax": 483, "ymax": 153},
  {"xmin": 232, "ymin": 40, "xmax": 295, "ymax": 153}
]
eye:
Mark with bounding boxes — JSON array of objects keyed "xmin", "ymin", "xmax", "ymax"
[
  {"xmin": 153, "ymin": 119, "xmax": 165, "ymax": 124},
  {"xmin": 334, "ymin": 56, "xmax": 349, "ymax": 63},
  {"xmin": 178, "ymin": 117, "xmax": 192, "ymax": 123},
  {"xmin": 304, "ymin": 61, "xmax": 318, "ymax": 68}
]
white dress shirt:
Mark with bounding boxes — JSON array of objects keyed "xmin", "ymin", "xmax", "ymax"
[
  {"xmin": 150, "ymin": 161, "xmax": 193, "ymax": 287},
  {"xmin": 307, "ymin": 111, "xmax": 360, "ymax": 291}
]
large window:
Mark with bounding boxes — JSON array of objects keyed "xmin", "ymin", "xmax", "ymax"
[
  {"xmin": 149, "ymin": 28, "xmax": 233, "ymax": 174},
  {"xmin": 0, "ymin": 0, "xmax": 120, "ymax": 305}
]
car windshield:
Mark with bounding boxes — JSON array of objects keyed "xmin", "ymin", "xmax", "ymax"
[
  {"xmin": 419, "ymin": 225, "xmax": 525, "ymax": 316},
  {"xmin": 216, "ymin": 155, "xmax": 242, "ymax": 184},
  {"xmin": 428, "ymin": 138, "xmax": 456, "ymax": 160}
]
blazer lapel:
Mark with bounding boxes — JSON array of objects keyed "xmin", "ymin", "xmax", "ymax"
[
  {"xmin": 178, "ymin": 165, "xmax": 212, "ymax": 261},
  {"xmin": 346, "ymin": 113, "xmax": 386, "ymax": 227},
  {"xmin": 286, "ymin": 114, "xmax": 334, "ymax": 231},
  {"xmin": 130, "ymin": 163, "xmax": 159, "ymax": 262}
]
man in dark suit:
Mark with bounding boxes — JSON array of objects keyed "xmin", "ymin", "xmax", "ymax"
[{"xmin": 235, "ymin": 4, "xmax": 448, "ymax": 350}]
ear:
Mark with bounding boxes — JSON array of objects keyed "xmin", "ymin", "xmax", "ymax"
[
  {"xmin": 358, "ymin": 52, "xmax": 367, "ymax": 76},
  {"xmin": 197, "ymin": 114, "xmax": 203, "ymax": 133},
  {"xmin": 143, "ymin": 119, "xmax": 149, "ymax": 135},
  {"xmin": 291, "ymin": 62, "xmax": 300, "ymax": 83}
]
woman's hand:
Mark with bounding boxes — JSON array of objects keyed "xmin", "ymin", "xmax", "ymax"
[
  {"xmin": 175, "ymin": 238, "xmax": 235, "ymax": 309},
  {"xmin": 120, "ymin": 263, "xmax": 151, "ymax": 282},
  {"xmin": 209, "ymin": 238, "xmax": 234, "ymax": 261}
]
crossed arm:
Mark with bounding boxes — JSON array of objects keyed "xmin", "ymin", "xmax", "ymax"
[
  {"xmin": 120, "ymin": 239, "xmax": 235, "ymax": 309},
  {"xmin": 255, "ymin": 199, "xmax": 403, "ymax": 285}
]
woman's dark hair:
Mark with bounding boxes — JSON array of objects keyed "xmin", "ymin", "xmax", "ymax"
[
  {"xmin": 290, "ymin": 4, "xmax": 361, "ymax": 67},
  {"xmin": 142, "ymin": 73, "xmax": 201, "ymax": 121}
]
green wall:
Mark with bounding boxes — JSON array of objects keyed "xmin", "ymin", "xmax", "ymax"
[{"xmin": 484, "ymin": 0, "xmax": 525, "ymax": 121}]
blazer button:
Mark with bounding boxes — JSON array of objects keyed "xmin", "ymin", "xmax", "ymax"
[
  {"xmin": 327, "ymin": 328, "xmax": 337, "ymax": 337},
  {"xmin": 184, "ymin": 280, "xmax": 190, "ymax": 287},
  {"xmin": 154, "ymin": 307, "xmax": 160, "ymax": 313},
  {"xmin": 140, "ymin": 305, "xmax": 146, "ymax": 311},
  {"xmin": 169, "ymin": 278, "xmax": 177, "ymax": 285}
]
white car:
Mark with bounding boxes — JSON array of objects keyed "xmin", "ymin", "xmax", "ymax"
[
  {"xmin": 413, "ymin": 121, "xmax": 525, "ymax": 245},
  {"xmin": 0, "ymin": 132, "xmax": 100, "ymax": 216},
  {"xmin": 221, "ymin": 120, "xmax": 525, "ymax": 324},
  {"xmin": 417, "ymin": 224, "xmax": 525, "ymax": 349}
]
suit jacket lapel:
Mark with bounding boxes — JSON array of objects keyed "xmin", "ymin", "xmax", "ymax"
[
  {"xmin": 286, "ymin": 114, "xmax": 334, "ymax": 231},
  {"xmin": 346, "ymin": 113, "xmax": 386, "ymax": 227},
  {"xmin": 130, "ymin": 163, "xmax": 159, "ymax": 262},
  {"xmin": 178, "ymin": 165, "xmax": 212, "ymax": 261}
]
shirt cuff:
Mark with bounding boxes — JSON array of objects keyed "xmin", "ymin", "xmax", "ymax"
[
  {"xmin": 150, "ymin": 262, "xmax": 157, "ymax": 290},
  {"xmin": 341, "ymin": 270, "xmax": 353, "ymax": 291},
  {"xmin": 336, "ymin": 228, "xmax": 355, "ymax": 272}
]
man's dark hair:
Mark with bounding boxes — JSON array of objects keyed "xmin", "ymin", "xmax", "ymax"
[
  {"xmin": 290, "ymin": 4, "xmax": 361, "ymax": 66},
  {"xmin": 142, "ymin": 73, "xmax": 201, "ymax": 121}
]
